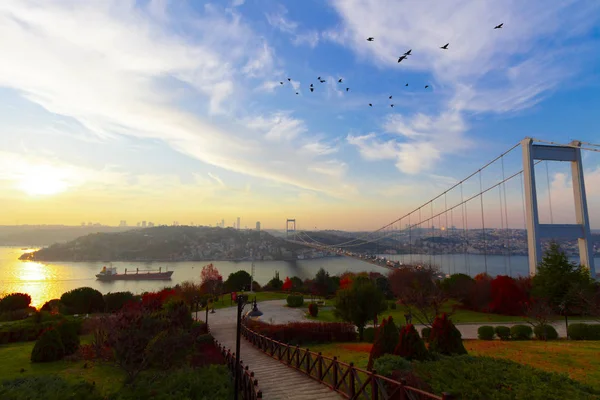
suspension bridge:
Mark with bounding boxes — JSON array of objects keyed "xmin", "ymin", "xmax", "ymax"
[{"xmin": 291, "ymin": 138, "xmax": 600, "ymax": 279}]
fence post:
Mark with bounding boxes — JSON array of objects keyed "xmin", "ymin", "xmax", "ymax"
[
  {"xmin": 306, "ymin": 349, "xmax": 310, "ymax": 373},
  {"xmin": 349, "ymin": 362, "xmax": 356, "ymax": 398},
  {"xmin": 333, "ymin": 357, "xmax": 338, "ymax": 389},
  {"xmin": 318, "ymin": 352, "xmax": 323, "ymax": 382},
  {"xmin": 442, "ymin": 393, "xmax": 455, "ymax": 400},
  {"xmin": 371, "ymin": 370, "xmax": 379, "ymax": 400},
  {"xmin": 296, "ymin": 345, "xmax": 300, "ymax": 368},
  {"xmin": 399, "ymin": 378, "xmax": 407, "ymax": 400}
]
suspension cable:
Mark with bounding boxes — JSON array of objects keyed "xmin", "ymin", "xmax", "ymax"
[
  {"xmin": 501, "ymin": 156, "xmax": 512, "ymax": 276},
  {"xmin": 545, "ymin": 161, "xmax": 554, "ymax": 224},
  {"xmin": 479, "ymin": 170, "xmax": 488, "ymax": 275},
  {"xmin": 461, "ymin": 182, "xmax": 469, "ymax": 275},
  {"xmin": 499, "ymin": 185, "xmax": 507, "ymax": 275}
]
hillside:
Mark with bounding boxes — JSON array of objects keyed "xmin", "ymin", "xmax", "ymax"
[
  {"xmin": 0, "ymin": 225, "xmax": 132, "ymax": 246},
  {"xmin": 19, "ymin": 226, "xmax": 307, "ymax": 262}
]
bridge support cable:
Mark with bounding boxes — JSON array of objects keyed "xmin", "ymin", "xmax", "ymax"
[
  {"xmin": 430, "ymin": 201, "xmax": 434, "ymax": 267},
  {"xmin": 450, "ymin": 201, "xmax": 456, "ymax": 275},
  {"xmin": 409, "ymin": 212, "xmax": 413, "ymax": 265},
  {"xmin": 461, "ymin": 183, "xmax": 469, "ymax": 275},
  {"xmin": 498, "ymin": 185, "xmax": 507, "ymax": 275},
  {"xmin": 501, "ymin": 156, "xmax": 512, "ymax": 276},
  {"xmin": 479, "ymin": 170, "xmax": 489, "ymax": 275},
  {"xmin": 545, "ymin": 160, "xmax": 554, "ymax": 225},
  {"xmin": 445, "ymin": 192, "xmax": 451, "ymax": 274}
]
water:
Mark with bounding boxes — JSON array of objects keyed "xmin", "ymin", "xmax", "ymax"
[
  {"xmin": 0, "ymin": 247, "xmax": 388, "ymax": 307},
  {"xmin": 2, "ymin": 247, "xmax": 598, "ymax": 308}
]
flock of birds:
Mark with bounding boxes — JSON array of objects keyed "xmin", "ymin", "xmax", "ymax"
[{"xmin": 278, "ymin": 23, "xmax": 504, "ymax": 108}]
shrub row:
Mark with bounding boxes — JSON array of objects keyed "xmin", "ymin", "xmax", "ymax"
[
  {"xmin": 476, "ymin": 324, "xmax": 558, "ymax": 340},
  {"xmin": 0, "ymin": 315, "xmax": 82, "ymax": 344},
  {"xmin": 568, "ymin": 323, "xmax": 600, "ymax": 340},
  {"xmin": 245, "ymin": 320, "xmax": 356, "ymax": 345},
  {"xmin": 286, "ymin": 294, "xmax": 304, "ymax": 308}
]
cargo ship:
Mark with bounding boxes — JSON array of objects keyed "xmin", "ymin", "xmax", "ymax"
[{"xmin": 95, "ymin": 266, "xmax": 173, "ymax": 281}]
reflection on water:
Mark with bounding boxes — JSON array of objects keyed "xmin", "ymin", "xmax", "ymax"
[{"xmin": 2, "ymin": 246, "xmax": 598, "ymax": 308}]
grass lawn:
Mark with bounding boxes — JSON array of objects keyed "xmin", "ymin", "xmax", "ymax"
[
  {"xmin": 465, "ymin": 340, "xmax": 600, "ymax": 391},
  {"xmin": 305, "ymin": 340, "xmax": 600, "ymax": 392},
  {"xmin": 0, "ymin": 334, "xmax": 125, "ymax": 397}
]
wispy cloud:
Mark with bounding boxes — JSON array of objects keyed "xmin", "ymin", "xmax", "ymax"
[{"xmin": 266, "ymin": 6, "xmax": 320, "ymax": 47}]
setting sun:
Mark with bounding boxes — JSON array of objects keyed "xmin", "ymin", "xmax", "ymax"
[{"xmin": 17, "ymin": 166, "xmax": 70, "ymax": 196}]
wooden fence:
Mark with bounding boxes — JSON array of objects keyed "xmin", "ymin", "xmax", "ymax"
[
  {"xmin": 214, "ymin": 338, "xmax": 263, "ymax": 399},
  {"xmin": 242, "ymin": 323, "xmax": 453, "ymax": 400}
]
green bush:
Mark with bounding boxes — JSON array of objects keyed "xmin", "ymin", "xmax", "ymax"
[
  {"xmin": 510, "ymin": 324, "xmax": 533, "ymax": 340},
  {"xmin": 103, "ymin": 292, "xmax": 134, "ymax": 312},
  {"xmin": 0, "ymin": 293, "xmax": 32, "ymax": 312},
  {"xmin": 40, "ymin": 299, "xmax": 63, "ymax": 314},
  {"xmin": 394, "ymin": 324, "xmax": 428, "ymax": 361},
  {"xmin": 286, "ymin": 294, "xmax": 304, "ymax": 308},
  {"xmin": 0, "ymin": 376, "xmax": 101, "ymax": 400},
  {"xmin": 31, "ymin": 328, "xmax": 65, "ymax": 363},
  {"xmin": 56, "ymin": 321, "xmax": 80, "ymax": 355},
  {"xmin": 494, "ymin": 326, "xmax": 511, "ymax": 340},
  {"xmin": 308, "ymin": 302, "xmax": 319, "ymax": 317},
  {"xmin": 429, "ymin": 313, "xmax": 467, "ymax": 355},
  {"xmin": 363, "ymin": 327, "xmax": 376, "ymax": 343},
  {"xmin": 60, "ymin": 287, "xmax": 104, "ymax": 315},
  {"xmin": 373, "ymin": 354, "xmax": 412, "ymax": 377},
  {"xmin": 113, "ymin": 365, "xmax": 234, "ymax": 400},
  {"xmin": 412, "ymin": 355, "xmax": 600, "ymax": 400},
  {"xmin": 421, "ymin": 327, "xmax": 432, "ymax": 342},
  {"xmin": 368, "ymin": 316, "xmax": 400, "ymax": 370},
  {"xmin": 163, "ymin": 298, "xmax": 193, "ymax": 330},
  {"xmin": 567, "ymin": 323, "xmax": 600, "ymax": 340},
  {"xmin": 389, "ymin": 301, "xmax": 397, "ymax": 310},
  {"xmin": 146, "ymin": 328, "xmax": 192, "ymax": 369},
  {"xmin": 477, "ymin": 326, "xmax": 495, "ymax": 340},
  {"xmin": 533, "ymin": 324, "xmax": 558, "ymax": 340}
]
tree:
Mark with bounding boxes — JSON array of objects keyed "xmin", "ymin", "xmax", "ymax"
[
  {"xmin": 200, "ymin": 264, "xmax": 223, "ymax": 299},
  {"xmin": 523, "ymin": 298, "xmax": 554, "ymax": 337},
  {"xmin": 428, "ymin": 313, "xmax": 467, "ymax": 356},
  {"xmin": 265, "ymin": 271, "xmax": 283, "ymax": 290},
  {"xmin": 532, "ymin": 242, "xmax": 594, "ymax": 313},
  {"xmin": 389, "ymin": 266, "xmax": 448, "ymax": 326},
  {"xmin": 290, "ymin": 276, "xmax": 304, "ymax": 292},
  {"xmin": 224, "ymin": 270, "xmax": 252, "ymax": 292},
  {"xmin": 334, "ymin": 276, "xmax": 387, "ymax": 341},
  {"xmin": 60, "ymin": 287, "xmax": 105, "ymax": 314},
  {"xmin": 394, "ymin": 324, "xmax": 428, "ymax": 361},
  {"xmin": 367, "ymin": 316, "xmax": 399, "ymax": 370},
  {"xmin": 338, "ymin": 272, "xmax": 355, "ymax": 290},
  {"xmin": 282, "ymin": 277, "xmax": 292, "ymax": 291},
  {"xmin": 440, "ymin": 274, "xmax": 474, "ymax": 304},
  {"xmin": 0, "ymin": 293, "xmax": 31, "ymax": 312},
  {"xmin": 489, "ymin": 275, "xmax": 529, "ymax": 315},
  {"xmin": 314, "ymin": 268, "xmax": 337, "ymax": 297}
]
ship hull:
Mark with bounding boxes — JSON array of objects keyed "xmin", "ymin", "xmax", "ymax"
[{"xmin": 95, "ymin": 271, "xmax": 173, "ymax": 281}]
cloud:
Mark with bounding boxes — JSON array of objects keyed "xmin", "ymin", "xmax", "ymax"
[
  {"xmin": 231, "ymin": 0, "xmax": 245, "ymax": 7},
  {"xmin": 266, "ymin": 7, "xmax": 321, "ymax": 48},
  {"xmin": 292, "ymin": 31, "xmax": 320, "ymax": 48},
  {"xmin": 207, "ymin": 172, "xmax": 226, "ymax": 188},
  {"xmin": 329, "ymin": 0, "xmax": 600, "ymax": 172},
  {"xmin": 266, "ymin": 9, "xmax": 298, "ymax": 34},
  {"xmin": 0, "ymin": 1, "xmax": 354, "ymax": 198}
]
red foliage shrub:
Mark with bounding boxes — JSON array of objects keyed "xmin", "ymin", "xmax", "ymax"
[
  {"xmin": 428, "ymin": 313, "xmax": 467, "ymax": 355},
  {"xmin": 282, "ymin": 277, "xmax": 292, "ymax": 291},
  {"xmin": 190, "ymin": 343, "xmax": 225, "ymax": 367},
  {"xmin": 141, "ymin": 289, "xmax": 177, "ymax": 311},
  {"xmin": 339, "ymin": 274, "xmax": 354, "ymax": 290},
  {"xmin": 489, "ymin": 275, "xmax": 530, "ymax": 315},
  {"xmin": 367, "ymin": 316, "xmax": 399, "ymax": 370},
  {"xmin": 464, "ymin": 275, "xmax": 492, "ymax": 312},
  {"xmin": 78, "ymin": 343, "xmax": 114, "ymax": 361},
  {"xmin": 394, "ymin": 324, "xmax": 428, "ymax": 361},
  {"xmin": 245, "ymin": 320, "xmax": 356, "ymax": 344},
  {"xmin": 308, "ymin": 303, "xmax": 319, "ymax": 317}
]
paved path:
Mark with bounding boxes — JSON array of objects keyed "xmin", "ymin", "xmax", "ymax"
[{"xmin": 199, "ymin": 300, "xmax": 342, "ymax": 400}]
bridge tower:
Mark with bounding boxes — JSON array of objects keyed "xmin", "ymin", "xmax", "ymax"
[
  {"xmin": 286, "ymin": 219, "xmax": 296, "ymax": 240},
  {"xmin": 521, "ymin": 138, "xmax": 595, "ymax": 277}
]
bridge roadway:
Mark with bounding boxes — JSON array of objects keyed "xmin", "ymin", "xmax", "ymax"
[
  {"xmin": 200, "ymin": 300, "xmax": 343, "ymax": 400},
  {"xmin": 287, "ymin": 240, "xmax": 396, "ymax": 270}
]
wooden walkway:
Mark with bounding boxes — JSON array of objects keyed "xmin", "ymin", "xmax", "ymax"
[{"xmin": 210, "ymin": 324, "xmax": 343, "ymax": 400}]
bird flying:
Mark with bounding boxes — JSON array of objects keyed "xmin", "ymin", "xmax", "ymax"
[
  {"xmin": 404, "ymin": 49, "xmax": 412, "ymax": 56},
  {"xmin": 405, "ymin": 83, "xmax": 408, "ymax": 86},
  {"xmin": 494, "ymin": 23, "xmax": 503, "ymax": 29},
  {"xmin": 367, "ymin": 37, "xmax": 374, "ymax": 41},
  {"xmin": 390, "ymin": 104, "xmax": 394, "ymax": 108},
  {"xmin": 369, "ymin": 103, "xmax": 372, "ymax": 107},
  {"xmin": 346, "ymin": 88, "xmax": 350, "ymax": 92},
  {"xmin": 279, "ymin": 82, "xmax": 283, "ymax": 85},
  {"xmin": 295, "ymin": 92, "xmax": 299, "ymax": 95},
  {"xmin": 310, "ymin": 83, "xmax": 313, "ymax": 87},
  {"xmin": 310, "ymin": 88, "xmax": 314, "ymax": 92},
  {"xmin": 338, "ymin": 78, "xmax": 343, "ymax": 83},
  {"xmin": 317, "ymin": 76, "xmax": 321, "ymax": 80},
  {"xmin": 397, "ymin": 55, "xmax": 407, "ymax": 63},
  {"xmin": 320, "ymin": 79, "xmax": 326, "ymax": 83},
  {"xmin": 389, "ymin": 95, "xmax": 392, "ymax": 99},
  {"xmin": 287, "ymin": 78, "xmax": 291, "ymax": 81},
  {"xmin": 440, "ymin": 43, "xmax": 449, "ymax": 49},
  {"xmin": 425, "ymin": 85, "xmax": 429, "ymax": 89}
]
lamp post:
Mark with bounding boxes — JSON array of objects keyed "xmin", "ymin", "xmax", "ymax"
[{"xmin": 234, "ymin": 295, "xmax": 263, "ymax": 400}]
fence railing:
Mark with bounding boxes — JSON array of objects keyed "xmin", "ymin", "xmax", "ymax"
[
  {"xmin": 242, "ymin": 323, "xmax": 452, "ymax": 400},
  {"xmin": 213, "ymin": 336, "xmax": 263, "ymax": 399}
]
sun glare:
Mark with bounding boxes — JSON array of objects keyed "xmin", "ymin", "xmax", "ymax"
[{"xmin": 17, "ymin": 166, "xmax": 71, "ymax": 196}]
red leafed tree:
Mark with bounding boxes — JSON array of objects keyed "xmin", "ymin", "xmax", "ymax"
[
  {"xmin": 339, "ymin": 272, "xmax": 355, "ymax": 290},
  {"xmin": 282, "ymin": 277, "xmax": 292, "ymax": 291},
  {"xmin": 200, "ymin": 263, "xmax": 223, "ymax": 298},
  {"xmin": 489, "ymin": 275, "xmax": 529, "ymax": 315},
  {"xmin": 142, "ymin": 288, "xmax": 177, "ymax": 311}
]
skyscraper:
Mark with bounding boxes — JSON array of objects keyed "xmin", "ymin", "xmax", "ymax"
[
  {"xmin": 141, "ymin": 221, "xmax": 146, "ymax": 227},
  {"xmin": 237, "ymin": 217, "xmax": 240, "ymax": 230},
  {"xmin": 256, "ymin": 221, "xmax": 261, "ymax": 231}
]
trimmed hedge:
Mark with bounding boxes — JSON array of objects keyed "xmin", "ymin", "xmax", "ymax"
[
  {"xmin": 533, "ymin": 324, "xmax": 558, "ymax": 340},
  {"xmin": 494, "ymin": 326, "xmax": 511, "ymax": 341},
  {"xmin": 477, "ymin": 326, "xmax": 495, "ymax": 340},
  {"xmin": 0, "ymin": 315, "xmax": 82, "ymax": 345},
  {"xmin": 568, "ymin": 323, "xmax": 600, "ymax": 340},
  {"xmin": 373, "ymin": 354, "xmax": 412, "ymax": 377},
  {"xmin": 246, "ymin": 319, "xmax": 356, "ymax": 345},
  {"xmin": 363, "ymin": 327, "xmax": 376, "ymax": 343},
  {"xmin": 413, "ymin": 355, "xmax": 600, "ymax": 399},
  {"xmin": 286, "ymin": 294, "xmax": 304, "ymax": 308},
  {"xmin": 31, "ymin": 328, "xmax": 65, "ymax": 363},
  {"xmin": 510, "ymin": 324, "xmax": 533, "ymax": 340},
  {"xmin": 0, "ymin": 376, "xmax": 101, "ymax": 400}
]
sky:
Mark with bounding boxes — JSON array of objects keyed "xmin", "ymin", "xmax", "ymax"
[{"xmin": 0, "ymin": 0, "xmax": 599, "ymax": 231}]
